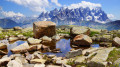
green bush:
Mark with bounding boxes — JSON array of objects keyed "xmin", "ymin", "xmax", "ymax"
[{"xmin": 90, "ymin": 31, "xmax": 99, "ymax": 37}]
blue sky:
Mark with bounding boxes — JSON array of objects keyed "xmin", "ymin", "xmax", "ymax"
[{"xmin": 0, "ymin": 0, "xmax": 120, "ymax": 20}]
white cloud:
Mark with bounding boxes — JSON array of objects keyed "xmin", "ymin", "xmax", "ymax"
[
  {"xmin": 7, "ymin": 0, "xmax": 49, "ymax": 12},
  {"xmin": 67, "ymin": 1, "xmax": 101, "ymax": 10},
  {"xmin": 107, "ymin": 14, "xmax": 115, "ymax": 19},
  {"xmin": 51, "ymin": 0, "xmax": 61, "ymax": 7},
  {"xmin": 1, "ymin": 11, "xmax": 24, "ymax": 17}
]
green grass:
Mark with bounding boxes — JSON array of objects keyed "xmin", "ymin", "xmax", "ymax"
[
  {"xmin": 107, "ymin": 48, "xmax": 120, "ymax": 67},
  {"xmin": 0, "ymin": 30, "xmax": 33, "ymax": 39},
  {"xmin": 90, "ymin": 31, "xmax": 100, "ymax": 37}
]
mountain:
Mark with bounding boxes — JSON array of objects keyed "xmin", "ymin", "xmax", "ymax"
[
  {"xmin": 0, "ymin": 18, "xmax": 21, "ymax": 28},
  {"xmin": 38, "ymin": 7, "xmax": 110, "ymax": 25}
]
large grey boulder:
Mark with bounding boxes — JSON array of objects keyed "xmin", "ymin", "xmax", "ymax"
[
  {"xmin": 70, "ymin": 26, "xmax": 90, "ymax": 37},
  {"xmin": 72, "ymin": 34, "xmax": 92, "ymax": 46},
  {"xmin": 27, "ymin": 38, "xmax": 41, "ymax": 45},
  {"xmin": 112, "ymin": 37, "xmax": 120, "ymax": 47},
  {"xmin": 33, "ymin": 21, "xmax": 56, "ymax": 38},
  {"xmin": 66, "ymin": 49, "xmax": 82, "ymax": 58},
  {"xmin": 11, "ymin": 42, "xmax": 30, "ymax": 53}
]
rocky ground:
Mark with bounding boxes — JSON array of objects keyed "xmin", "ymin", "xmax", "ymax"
[{"xmin": 0, "ymin": 24, "xmax": 120, "ymax": 67}]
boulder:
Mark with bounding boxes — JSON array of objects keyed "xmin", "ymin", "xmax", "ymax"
[
  {"xmin": 11, "ymin": 42, "xmax": 30, "ymax": 53},
  {"xmin": 41, "ymin": 36, "xmax": 52, "ymax": 42},
  {"xmin": 23, "ymin": 63, "xmax": 34, "ymax": 67},
  {"xmin": 33, "ymin": 21, "xmax": 56, "ymax": 38},
  {"xmin": 9, "ymin": 37, "xmax": 19, "ymax": 42},
  {"xmin": 13, "ymin": 26, "xmax": 22, "ymax": 31},
  {"xmin": 72, "ymin": 34, "xmax": 92, "ymax": 46},
  {"xmin": 70, "ymin": 26, "xmax": 90, "ymax": 37},
  {"xmin": 112, "ymin": 37, "xmax": 120, "ymax": 47},
  {"xmin": 0, "ymin": 43, "xmax": 7, "ymax": 49},
  {"xmin": 66, "ymin": 49, "xmax": 82, "ymax": 58},
  {"xmin": 30, "ymin": 59, "xmax": 46, "ymax": 64},
  {"xmin": 27, "ymin": 38, "xmax": 41, "ymax": 45},
  {"xmin": 75, "ymin": 56, "xmax": 86, "ymax": 64},
  {"xmin": 17, "ymin": 35, "xmax": 27, "ymax": 40},
  {"xmin": 15, "ymin": 57, "xmax": 28, "ymax": 64}
]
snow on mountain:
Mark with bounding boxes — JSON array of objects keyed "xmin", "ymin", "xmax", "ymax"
[{"xmin": 38, "ymin": 6, "xmax": 110, "ymax": 25}]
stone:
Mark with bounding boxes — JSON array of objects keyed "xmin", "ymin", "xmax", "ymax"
[
  {"xmin": 27, "ymin": 45, "xmax": 37, "ymax": 52},
  {"xmin": 34, "ymin": 64, "xmax": 45, "ymax": 67},
  {"xmin": 72, "ymin": 34, "xmax": 92, "ymax": 46},
  {"xmin": 99, "ymin": 42, "xmax": 112, "ymax": 47},
  {"xmin": 9, "ymin": 37, "xmax": 19, "ymax": 42},
  {"xmin": 30, "ymin": 59, "xmax": 46, "ymax": 64},
  {"xmin": 87, "ymin": 47, "xmax": 115, "ymax": 67},
  {"xmin": 33, "ymin": 21, "xmax": 56, "ymax": 38},
  {"xmin": 17, "ymin": 35, "xmax": 27, "ymax": 40},
  {"xmin": 27, "ymin": 38, "xmax": 41, "ymax": 45},
  {"xmin": 100, "ymin": 35, "xmax": 112, "ymax": 42},
  {"xmin": 33, "ymin": 51, "xmax": 43, "ymax": 59},
  {"xmin": 75, "ymin": 56, "xmax": 86, "ymax": 64},
  {"xmin": 0, "ymin": 57, "xmax": 11, "ymax": 66},
  {"xmin": 13, "ymin": 26, "xmax": 22, "ymax": 31},
  {"xmin": 0, "ymin": 50, "xmax": 7, "ymax": 55},
  {"xmin": 70, "ymin": 26, "xmax": 90, "ymax": 37},
  {"xmin": 114, "ymin": 58, "xmax": 120, "ymax": 66},
  {"xmin": 0, "ymin": 43, "xmax": 7, "ymax": 49},
  {"xmin": 46, "ymin": 65, "xmax": 61, "ymax": 67},
  {"xmin": 23, "ymin": 63, "xmax": 34, "ymax": 67},
  {"xmin": 41, "ymin": 36, "xmax": 52, "ymax": 42},
  {"xmin": 52, "ymin": 35, "xmax": 60, "ymax": 41},
  {"xmin": 90, "ymin": 28, "xmax": 101, "ymax": 33},
  {"xmin": 7, "ymin": 60, "xmax": 23, "ymax": 67},
  {"xmin": 112, "ymin": 37, "xmax": 120, "ymax": 47},
  {"xmin": 15, "ymin": 57, "xmax": 28, "ymax": 64},
  {"xmin": 11, "ymin": 42, "xmax": 30, "ymax": 53},
  {"xmin": 66, "ymin": 49, "xmax": 82, "ymax": 58}
]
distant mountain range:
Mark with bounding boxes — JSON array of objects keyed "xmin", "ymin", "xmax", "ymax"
[
  {"xmin": 0, "ymin": 7, "xmax": 120, "ymax": 30},
  {"xmin": 38, "ymin": 7, "xmax": 110, "ymax": 25}
]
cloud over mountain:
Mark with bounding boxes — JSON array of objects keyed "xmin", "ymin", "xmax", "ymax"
[{"xmin": 67, "ymin": 1, "xmax": 101, "ymax": 10}]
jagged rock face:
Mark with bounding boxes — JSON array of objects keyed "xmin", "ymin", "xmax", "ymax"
[
  {"xmin": 38, "ymin": 7, "xmax": 109, "ymax": 25},
  {"xmin": 33, "ymin": 21, "xmax": 56, "ymax": 38}
]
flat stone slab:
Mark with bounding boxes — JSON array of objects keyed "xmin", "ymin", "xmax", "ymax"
[
  {"xmin": 66, "ymin": 49, "xmax": 82, "ymax": 58},
  {"xmin": 87, "ymin": 47, "xmax": 115, "ymax": 67}
]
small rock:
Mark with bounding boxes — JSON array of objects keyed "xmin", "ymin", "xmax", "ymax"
[
  {"xmin": 66, "ymin": 49, "xmax": 82, "ymax": 58},
  {"xmin": 99, "ymin": 42, "xmax": 112, "ymax": 47},
  {"xmin": 30, "ymin": 59, "xmax": 46, "ymax": 64},
  {"xmin": 11, "ymin": 42, "xmax": 29, "ymax": 53},
  {"xmin": 0, "ymin": 50, "xmax": 7, "ymax": 55},
  {"xmin": 27, "ymin": 45, "xmax": 37, "ymax": 52},
  {"xmin": 7, "ymin": 60, "xmax": 23, "ymax": 67},
  {"xmin": 52, "ymin": 35, "xmax": 60, "ymax": 41},
  {"xmin": 0, "ymin": 57, "xmax": 11, "ymax": 66},
  {"xmin": 13, "ymin": 26, "xmax": 22, "ymax": 31},
  {"xmin": 9, "ymin": 37, "xmax": 19, "ymax": 42},
  {"xmin": 112, "ymin": 37, "xmax": 120, "ymax": 47},
  {"xmin": 0, "ymin": 43, "xmax": 7, "ymax": 50},
  {"xmin": 41, "ymin": 36, "xmax": 52, "ymax": 42},
  {"xmin": 34, "ymin": 64, "xmax": 45, "ymax": 67},
  {"xmin": 27, "ymin": 38, "xmax": 41, "ymax": 45}
]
